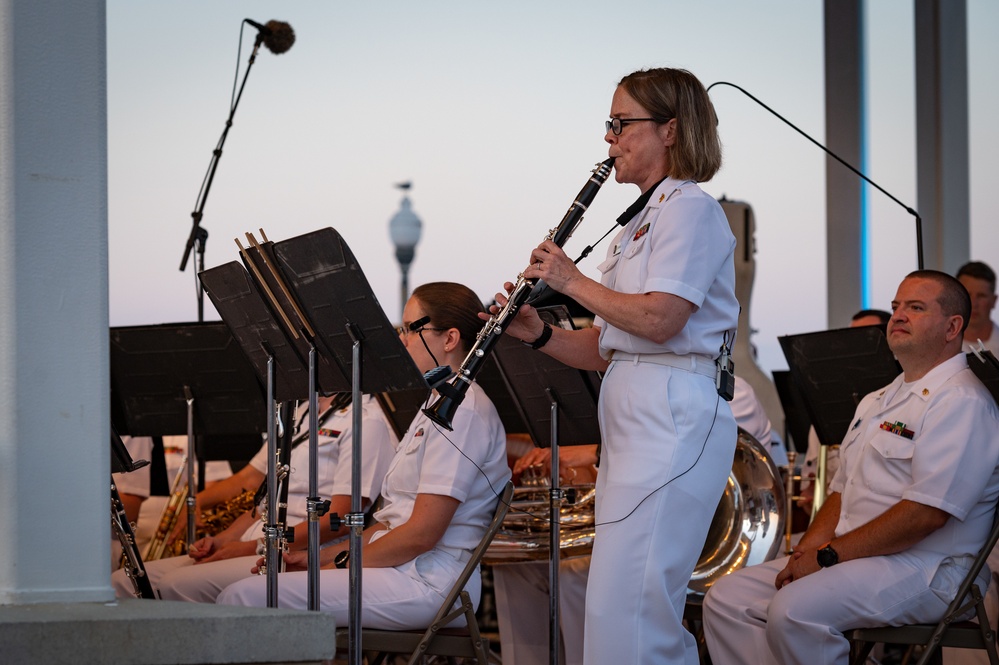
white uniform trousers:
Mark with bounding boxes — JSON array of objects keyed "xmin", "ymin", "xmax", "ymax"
[
  {"xmin": 216, "ymin": 547, "xmax": 477, "ymax": 631},
  {"xmin": 110, "ymin": 551, "xmax": 259, "ymax": 602},
  {"xmin": 493, "ymin": 556, "xmax": 590, "ymax": 665},
  {"xmin": 703, "ymin": 554, "xmax": 979, "ymax": 665},
  {"xmin": 584, "ymin": 360, "xmax": 736, "ymax": 665}
]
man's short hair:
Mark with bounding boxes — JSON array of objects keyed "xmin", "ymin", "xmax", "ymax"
[
  {"xmin": 906, "ymin": 270, "xmax": 972, "ymax": 335},
  {"xmin": 851, "ymin": 309, "xmax": 891, "ymax": 326},
  {"xmin": 956, "ymin": 261, "xmax": 996, "ymax": 293}
]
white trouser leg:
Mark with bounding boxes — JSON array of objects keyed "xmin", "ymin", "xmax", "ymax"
[
  {"xmin": 705, "ymin": 553, "xmax": 961, "ymax": 665},
  {"xmin": 492, "ymin": 556, "xmax": 590, "ymax": 665},
  {"xmin": 157, "ymin": 554, "xmax": 260, "ymax": 603},
  {"xmin": 584, "ymin": 361, "xmax": 736, "ymax": 665}
]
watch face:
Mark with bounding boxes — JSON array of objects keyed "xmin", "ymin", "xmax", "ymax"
[{"xmin": 817, "ymin": 546, "xmax": 838, "ymax": 567}]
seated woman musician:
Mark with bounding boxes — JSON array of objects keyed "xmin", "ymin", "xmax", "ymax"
[{"xmin": 217, "ymin": 281, "xmax": 512, "ymax": 630}]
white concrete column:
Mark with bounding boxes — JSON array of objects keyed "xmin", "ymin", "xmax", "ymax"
[
  {"xmin": 915, "ymin": 0, "xmax": 970, "ymax": 273},
  {"xmin": 823, "ymin": 0, "xmax": 865, "ymax": 327},
  {"xmin": 0, "ymin": 0, "xmax": 112, "ymax": 603}
]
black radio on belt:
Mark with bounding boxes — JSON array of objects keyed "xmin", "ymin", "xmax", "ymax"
[{"xmin": 715, "ymin": 342, "xmax": 735, "ymax": 402}]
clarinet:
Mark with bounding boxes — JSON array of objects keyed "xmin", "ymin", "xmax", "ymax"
[
  {"xmin": 423, "ymin": 157, "xmax": 615, "ymax": 430},
  {"xmin": 111, "ymin": 478, "xmax": 157, "ymax": 598}
]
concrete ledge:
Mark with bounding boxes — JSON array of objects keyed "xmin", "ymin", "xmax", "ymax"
[{"xmin": 0, "ymin": 598, "xmax": 336, "ymax": 665}]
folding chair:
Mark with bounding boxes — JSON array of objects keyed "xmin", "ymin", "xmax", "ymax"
[
  {"xmin": 848, "ymin": 502, "xmax": 999, "ymax": 665},
  {"xmin": 335, "ymin": 481, "xmax": 514, "ymax": 664}
]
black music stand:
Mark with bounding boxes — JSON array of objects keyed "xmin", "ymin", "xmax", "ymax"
[
  {"xmin": 270, "ymin": 227, "xmax": 428, "ymax": 665},
  {"xmin": 110, "ymin": 322, "xmax": 267, "ymax": 438},
  {"xmin": 489, "ymin": 306, "xmax": 602, "ymax": 665},
  {"xmin": 109, "ymin": 322, "xmax": 265, "ymax": 593},
  {"xmin": 200, "ymin": 259, "xmax": 319, "ymax": 608},
  {"xmin": 109, "ymin": 322, "xmax": 266, "ymax": 504},
  {"xmin": 968, "ymin": 349, "xmax": 999, "ymax": 405},
  {"xmin": 111, "ymin": 424, "xmax": 148, "ymax": 475},
  {"xmin": 238, "ymin": 238, "xmax": 346, "ymax": 396},
  {"xmin": 772, "ymin": 369, "xmax": 812, "ymax": 454},
  {"xmin": 778, "ymin": 326, "xmax": 900, "ymax": 450}
]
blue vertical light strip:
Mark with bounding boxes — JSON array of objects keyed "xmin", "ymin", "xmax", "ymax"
[{"xmin": 859, "ymin": 0, "xmax": 872, "ymax": 308}]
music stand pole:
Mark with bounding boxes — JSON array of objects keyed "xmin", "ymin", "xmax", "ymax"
[
  {"xmin": 184, "ymin": 386, "xmax": 197, "ymax": 547},
  {"xmin": 346, "ymin": 325, "xmax": 366, "ymax": 665},
  {"xmin": 264, "ymin": 353, "xmax": 280, "ymax": 607},
  {"xmin": 179, "ymin": 40, "xmax": 264, "ymax": 320},
  {"xmin": 547, "ymin": 389, "xmax": 563, "ymax": 665},
  {"xmin": 306, "ymin": 344, "xmax": 322, "ymax": 611}
]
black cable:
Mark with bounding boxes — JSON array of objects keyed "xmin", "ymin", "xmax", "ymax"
[{"xmin": 425, "ymin": 386, "xmax": 723, "ymax": 530}]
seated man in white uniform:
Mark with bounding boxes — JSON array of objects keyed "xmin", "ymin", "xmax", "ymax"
[
  {"xmin": 493, "ymin": 376, "xmax": 778, "ymax": 665},
  {"xmin": 702, "ymin": 270, "xmax": 999, "ymax": 665},
  {"xmin": 110, "ymin": 394, "xmax": 397, "ymax": 602}
]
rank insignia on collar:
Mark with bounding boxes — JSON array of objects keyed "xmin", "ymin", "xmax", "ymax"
[
  {"xmin": 318, "ymin": 428, "xmax": 340, "ymax": 438},
  {"xmin": 414, "ymin": 427, "xmax": 425, "ymax": 438},
  {"xmin": 922, "ymin": 388, "xmax": 929, "ymax": 396},
  {"xmin": 879, "ymin": 420, "xmax": 914, "ymax": 440},
  {"xmin": 658, "ymin": 193, "xmax": 666, "ymax": 203},
  {"xmin": 633, "ymin": 222, "xmax": 650, "ymax": 241}
]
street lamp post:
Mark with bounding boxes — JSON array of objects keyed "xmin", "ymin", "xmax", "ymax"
[{"xmin": 388, "ymin": 182, "xmax": 422, "ymax": 320}]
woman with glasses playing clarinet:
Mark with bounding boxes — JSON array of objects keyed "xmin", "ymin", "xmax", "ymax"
[
  {"xmin": 218, "ymin": 282, "xmax": 511, "ymax": 633},
  {"xmin": 492, "ymin": 67, "xmax": 739, "ymax": 665}
]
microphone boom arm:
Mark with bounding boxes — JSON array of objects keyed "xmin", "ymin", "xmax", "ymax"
[
  {"xmin": 179, "ymin": 30, "xmax": 265, "ymax": 320},
  {"xmin": 707, "ymin": 80, "xmax": 923, "ymax": 269}
]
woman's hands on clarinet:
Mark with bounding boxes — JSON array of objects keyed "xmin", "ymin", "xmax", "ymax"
[
  {"xmin": 482, "ymin": 241, "xmax": 584, "ymax": 342},
  {"xmin": 482, "ymin": 284, "xmax": 543, "ymax": 343},
  {"xmin": 526, "ymin": 240, "xmax": 583, "ymax": 296}
]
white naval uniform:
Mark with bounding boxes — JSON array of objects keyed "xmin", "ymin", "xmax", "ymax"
[
  {"xmin": 703, "ymin": 353, "xmax": 999, "ymax": 665},
  {"xmin": 584, "ymin": 177, "xmax": 739, "ymax": 665},
  {"xmin": 217, "ymin": 383, "xmax": 511, "ymax": 631},
  {"xmin": 110, "ymin": 396, "xmax": 396, "ymax": 602},
  {"xmin": 492, "ymin": 378, "xmax": 774, "ymax": 665}
]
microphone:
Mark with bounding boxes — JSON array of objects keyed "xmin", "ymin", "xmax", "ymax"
[{"xmin": 244, "ymin": 19, "xmax": 296, "ymax": 54}]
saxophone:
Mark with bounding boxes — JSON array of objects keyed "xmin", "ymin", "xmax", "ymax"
[
  {"xmin": 144, "ymin": 459, "xmax": 257, "ymax": 560},
  {"xmin": 423, "ymin": 157, "xmax": 615, "ymax": 430}
]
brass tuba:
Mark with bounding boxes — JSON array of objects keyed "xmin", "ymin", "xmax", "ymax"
[
  {"xmin": 687, "ymin": 428, "xmax": 786, "ymax": 598},
  {"xmin": 485, "ymin": 428, "xmax": 786, "ymax": 598}
]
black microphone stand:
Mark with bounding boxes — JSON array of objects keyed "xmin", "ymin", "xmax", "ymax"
[
  {"xmin": 179, "ymin": 32, "xmax": 265, "ymax": 321},
  {"xmin": 707, "ymin": 81, "xmax": 924, "ymax": 270}
]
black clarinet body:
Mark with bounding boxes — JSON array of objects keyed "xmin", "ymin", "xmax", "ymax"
[
  {"xmin": 423, "ymin": 157, "xmax": 615, "ymax": 430},
  {"xmin": 111, "ymin": 479, "xmax": 157, "ymax": 599}
]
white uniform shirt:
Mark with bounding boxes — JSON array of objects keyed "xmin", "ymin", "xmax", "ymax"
[
  {"xmin": 243, "ymin": 395, "xmax": 396, "ymax": 542},
  {"xmin": 374, "ymin": 383, "xmax": 510, "ymax": 555},
  {"xmin": 830, "ymin": 353, "xmax": 999, "ymax": 566},
  {"xmin": 593, "ymin": 178, "xmax": 739, "ymax": 359}
]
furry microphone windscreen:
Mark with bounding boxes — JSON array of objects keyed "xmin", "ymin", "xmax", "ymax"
[{"xmin": 263, "ymin": 20, "xmax": 295, "ymax": 54}]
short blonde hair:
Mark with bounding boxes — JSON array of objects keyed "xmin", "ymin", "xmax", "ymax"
[{"xmin": 618, "ymin": 68, "xmax": 722, "ymax": 182}]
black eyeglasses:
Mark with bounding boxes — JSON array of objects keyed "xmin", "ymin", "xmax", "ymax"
[
  {"xmin": 395, "ymin": 320, "xmax": 447, "ymax": 337},
  {"xmin": 605, "ymin": 117, "xmax": 667, "ymax": 136},
  {"xmin": 397, "ymin": 316, "xmax": 447, "ymax": 368}
]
